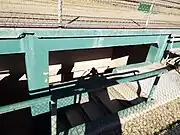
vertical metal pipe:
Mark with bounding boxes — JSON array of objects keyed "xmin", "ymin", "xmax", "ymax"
[
  {"xmin": 147, "ymin": 74, "xmax": 161, "ymax": 102},
  {"xmin": 145, "ymin": 1, "xmax": 155, "ymax": 27},
  {"xmin": 58, "ymin": 0, "xmax": 62, "ymax": 25},
  {"xmin": 51, "ymin": 97, "xmax": 57, "ymax": 135}
]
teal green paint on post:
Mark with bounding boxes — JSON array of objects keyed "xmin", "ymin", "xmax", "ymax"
[
  {"xmin": 146, "ymin": 35, "xmax": 169, "ymax": 63},
  {"xmin": 23, "ymin": 35, "xmax": 49, "ymax": 92},
  {"xmin": 154, "ymin": 35, "xmax": 169, "ymax": 62},
  {"xmin": 146, "ymin": 44, "xmax": 158, "ymax": 63},
  {"xmin": 0, "ymin": 39, "xmax": 23, "ymax": 54}
]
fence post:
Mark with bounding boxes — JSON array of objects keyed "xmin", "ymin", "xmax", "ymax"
[
  {"xmin": 51, "ymin": 97, "xmax": 57, "ymax": 135},
  {"xmin": 58, "ymin": 0, "xmax": 62, "ymax": 26},
  {"xmin": 147, "ymin": 73, "xmax": 162, "ymax": 102}
]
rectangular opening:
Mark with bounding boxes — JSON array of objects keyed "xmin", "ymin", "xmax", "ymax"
[
  {"xmin": 49, "ymin": 44, "xmax": 151, "ymax": 84},
  {"xmin": 0, "ymin": 53, "xmax": 29, "ymax": 106}
]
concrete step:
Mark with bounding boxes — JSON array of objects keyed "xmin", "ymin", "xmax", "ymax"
[
  {"xmin": 81, "ymin": 101, "xmax": 104, "ymax": 121},
  {"xmin": 107, "ymin": 86, "xmax": 125, "ymax": 100},
  {"xmin": 94, "ymin": 90, "xmax": 122, "ymax": 113},
  {"xmin": 108, "ymin": 86, "xmax": 133, "ymax": 108},
  {"xmin": 112, "ymin": 83, "xmax": 147, "ymax": 105},
  {"xmin": 112, "ymin": 83, "xmax": 138, "ymax": 101},
  {"xmin": 65, "ymin": 106, "xmax": 86, "ymax": 127},
  {"xmin": 90, "ymin": 93, "xmax": 111, "ymax": 115}
]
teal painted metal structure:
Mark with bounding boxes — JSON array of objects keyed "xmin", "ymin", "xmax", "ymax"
[
  {"xmin": 0, "ymin": 29, "xmax": 180, "ymax": 110},
  {"xmin": 1, "ymin": 28, "xmax": 180, "ymax": 134}
]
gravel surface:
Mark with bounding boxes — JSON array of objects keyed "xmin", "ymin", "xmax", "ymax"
[{"xmin": 122, "ymin": 97, "xmax": 180, "ymax": 135}]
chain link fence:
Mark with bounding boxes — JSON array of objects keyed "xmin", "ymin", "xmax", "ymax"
[
  {"xmin": 1, "ymin": 0, "xmax": 180, "ymax": 28},
  {"xmin": 0, "ymin": 0, "xmax": 59, "ymax": 27}
]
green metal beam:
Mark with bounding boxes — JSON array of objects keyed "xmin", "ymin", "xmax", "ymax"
[
  {"xmin": 0, "ymin": 39, "xmax": 23, "ymax": 54},
  {"xmin": 1, "ymin": 29, "xmax": 179, "ymax": 37},
  {"xmin": 154, "ymin": 35, "xmax": 169, "ymax": 62},
  {"xmin": 23, "ymin": 35, "xmax": 49, "ymax": 92},
  {"xmin": 0, "ymin": 29, "xmax": 176, "ymax": 56},
  {"xmin": 146, "ymin": 35, "xmax": 169, "ymax": 62},
  {"xmin": 17, "ymin": 33, "xmax": 168, "ymax": 92},
  {"xmin": 37, "ymin": 35, "xmax": 160, "ymax": 52}
]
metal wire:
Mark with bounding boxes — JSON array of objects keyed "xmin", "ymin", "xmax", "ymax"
[
  {"xmin": 0, "ymin": 0, "xmax": 58, "ymax": 27},
  {"xmin": 61, "ymin": 0, "xmax": 180, "ymax": 28},
  {"xmin": 0, "ymin": 0, "xmax": 180, "ymax": 28}
]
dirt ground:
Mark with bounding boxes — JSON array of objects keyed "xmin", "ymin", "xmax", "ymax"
[{"xmin": 122, "ymin": 97, "xmax": 180, "ymax": 135}]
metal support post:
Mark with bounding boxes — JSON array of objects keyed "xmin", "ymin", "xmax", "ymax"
[
  {"xmin": 154, "ymin": 35, "xmax": 169, "ymax": 62},
  {"xmin": 58, "ymin": 0, "xmax": 62, "ymax": 25},
  {"xmin": 146, "ymin": 35, "xmax": 169, "ymax": 63},
  {"xmin": 145, "ymin": 1, "xmax": 155, "ymax": 27},
  {"xmin": 23, "ymin": 34, "xmax": 49, "ymax": 93},
  {"xmin": 147, "ymin": 74, "xmax": 162, "ymax": 102},
  {"xmin": 51, "ymin": 97, "xmax": 57, "ymax": 135}
]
